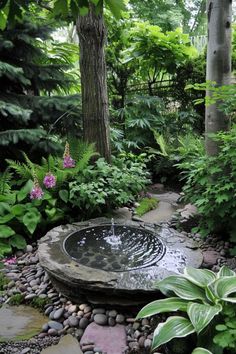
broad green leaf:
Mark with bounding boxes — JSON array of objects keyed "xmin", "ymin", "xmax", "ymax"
[
  {"xmin": 191, "ymin": 348, "xmax": 213, "ymax": 354},
  {"xmin": 187, "ymin": 303, "xmax": 222, "ymax": 334},
  {"xmin": 17, "ymin": 180, "xmax": 33, "ymax": 202},
  {"xmin": 0, "ymin": 241, "xmax": 12, "ymax": 257},
  {"xmin": 0, "ymin": 202, "xmax": 11, "ymax": 214},
  {"xmin": 0, "ymin": 213, "xmax": 14, "ymax": 224},
  {"xmin": 217, "ymin": 266, "xmax": 235, "ymax": 277},
  {"xmin": 156, "ymin": 275, "xmax": 206, "ymax": 301},
  {"xmin": 45, "ymin": 207, "xmax": 57, "ymax": 219},
  {"xmin": 59, "ymin": 189, "xmax": 69, "ymax": 203},
  {"xmin": 136, "ymin": 298, "xmax": 188, "ymax": 319},
  {"xmin": 152, "ymin": 316, "xmax": 195, "ymax": 350},
  {"xmin": 11, "ymin": 204, "xmax": 26, "ymax": 216},
  {"xmin": 105, "ymin": 0, "xmax": 126, "ymax": 19},
  {"xmin": 9, "ymin": 234, "xmax": 27, "ymax": 250},
  {"xmin": 211, "ymin": 276, "xmax": 236, "ymax": 302},
  {"xmin": 184, "ymin": 267, "xmax": 216, "ymax": 287},
  {"xmin": 53, "ymin": 0, "xmax": 68, "ymax": 16},
  {"xmin": 22, "ymin": 209, "xmax": 41, "ymax": 234},
  {"xmin": 0, "ymin": 225, "xmax": 15, "ymax": 238}
]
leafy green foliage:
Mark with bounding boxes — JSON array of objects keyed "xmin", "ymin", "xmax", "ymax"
[
  {"xmin": 177, "ymin": 126, "xmax": 236, "ymax": 242},
  {"xmin": 135, "ymin": 197, "xmax": 158, "ymax": 216},
  {"xmin": 213, "ymin": 304, "xmax": 236, "ymax": 351},
  {"xmin": 0, "ymin": 145, "xmax": 149, "ymax": 257},
  {"xmin": 137, "ymin": 266, "xmax": 236, "ymax": 354},
  {"xmin": 69, "ymin": 154, "xmax": 150, "ymax": 216}
]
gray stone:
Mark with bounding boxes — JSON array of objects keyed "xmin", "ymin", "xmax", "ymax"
[
  {"xmin": 94, "ymin": 314, "xmax": 107, "ymax": 326},
  {"xmin": 0, "ymin": 305, "xmax": 47, "ymax": 341},
  {"xmin": 20, "ymin": 348, "xmax": 31, "ymax": 354},
  {"xmin": 53, "ymin": 308, "xmax": 64, "ymax": 320},
  {"xmin": 79, "ymin": 317, "xmax": 89, "ymax": 329},
  {"xmin": 48, "ymin": 321, "xmax": 63, "ymax": 331},
  {"xmin": 41, "ymin": 334, "xmax": 83, "ymax": 354},
  {"xmin": 38, "ymin": 218, "xmax": 203, "ymax": 305},
  {"xmin": 92, "ymin": 308, "xmax": 106, "ymax": 315},
  {"xmin": 68, "ymin": 316, "xmax": 79, "ymax": 327},
  {"xmin": 116, "ymin": 314, "xmax": 125, "ymax": 324}
]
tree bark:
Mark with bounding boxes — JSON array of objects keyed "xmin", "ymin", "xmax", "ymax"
[
  {"xmin": 205, "ymin": 0, "xmax": 232, "ymax": 156},
  {"xmin": 77, "ymin": 3, "xmax": 111, "ymax": 162}
]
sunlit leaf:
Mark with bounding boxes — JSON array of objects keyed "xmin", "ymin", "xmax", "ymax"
[
  {"xmin": 152, "ymin": 316, "xmax": 195, "ymax": 350},
  {"xmin": 187, "ymin": 303, "xmax": 222, "ymax": 334},
  {"xmin": 136, "ymin": 297, "xmax": 188, "ymax": 319}
]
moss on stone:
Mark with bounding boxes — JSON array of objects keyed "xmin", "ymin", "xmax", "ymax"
[
  {"xmin": 8, "ymin": 294, "xmax": 25, "ymax": 306},
  {"xmin": 0, "ymin": 272, "xmax": 9, "ymax": 291},
  {"xmin": 135, "ymin": 197, "xmax": 159, "ymax": 216},
  {"xmin": 31, "ymin": 296, "xmax": 50, "ymax": 311}
]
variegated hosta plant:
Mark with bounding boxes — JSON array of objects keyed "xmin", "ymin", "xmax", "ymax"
[{"xmin": 136, "ymin": 266, "xmax": 236, "ymax": 354}]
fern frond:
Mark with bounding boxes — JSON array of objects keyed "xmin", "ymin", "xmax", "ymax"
[
  {"xmin": 0, "ymin": 168, "xmax": 12, "ymax": 195},
  {"xmin": 6, "ymin": 159, "xmax": 32, "ymax": 182}
]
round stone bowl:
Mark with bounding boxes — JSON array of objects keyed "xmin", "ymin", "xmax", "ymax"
[{"xmin": 38, "ymin": 218, "xmax": 203, "ymax": 306}]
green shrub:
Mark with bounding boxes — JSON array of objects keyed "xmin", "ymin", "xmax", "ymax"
[
  {"xmin": 136, "ymin": 266, "xmax": 236, "ymax": 354},
  {"xmin": 177, "ymin": 126, "xmax": 236, "ymax": 248},
  {"xmin": 0, "ymin": 147, "xmax": 149, "ymax": 257},
  {"xmin": 135, "ymin": 197, "xmax": 159, "ymax": 216},
  {"xmin": 69, "ymin": 154, "xmax": 150, "ymax": 216}
]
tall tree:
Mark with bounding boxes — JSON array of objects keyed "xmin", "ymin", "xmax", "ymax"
[
  {"xmin": 77, "ymin": 3, "xmax": 111, "ymax": 161},
  {"xmin": 205, "ymin": 0, "xmax": 232, "ymax": 156},
  {"xmin": 0, "ymin": 0, "xmax": 126, "ymax": 162}
]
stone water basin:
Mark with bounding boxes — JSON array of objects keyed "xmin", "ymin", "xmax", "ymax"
[{"xmin": 38, "ymin": 218, "xmax": 203, "ymax": 305}]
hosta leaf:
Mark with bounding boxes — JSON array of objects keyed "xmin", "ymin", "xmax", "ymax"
[
  {"xmin": 0, "ymin": 225, "xmax": 15, "ymax": 238},
  {"xmin": 187, "ymin": 303, "xmax": 222, "ymax": 334},
  {"xmin": 217, "ymin": 266, "xmax": 235, "ymax": 277},
  {"xmin": 184, "ymin": 267, "xmax": 216, "ymax": 287},
  {"xmin": 210, "ymin": 276, "xmax": 236, "ymax": 302},
  {"xmin": 152, "ymin": 316, "xmax": 195, "ymax": 350},
  {"xmin": 191, "ymin": 348, "xmax": 213, "ymax": 354},
  {"xmin": 136, "ymin": 297, "xmax": 188, "ymax": 319},
  {"xmin": 156, "ymin": 276, "xmax": 206, "ymax": 301}
]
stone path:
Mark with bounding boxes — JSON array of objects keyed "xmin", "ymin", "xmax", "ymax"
[
  {"xmin": 81, "ymin": 323, "xmax": 127, "ymax": 354},
  {"xmin": 0, "ymin": 305, "xmax": 46, "ymax": 341},
  {"xmin": 41, "ymin": 335, "xmax": 83, "ymax": 354}
]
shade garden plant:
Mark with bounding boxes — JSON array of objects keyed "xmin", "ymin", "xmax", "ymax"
[
  {"xmin": 137, "ymin": 266, "xmax": 236, "ymax": 354},
  {"xmin": 0, "ymin": 141, "xmax": 150, "ymax": 258}
]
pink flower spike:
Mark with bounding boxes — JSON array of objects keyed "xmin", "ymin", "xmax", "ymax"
[
  {"xmin": 43, "ymin": 173, "xmax": 56, "ymax": 189},
  {"xmin": 63, "ymin": 155, "xmax": 75, "ymax": 168},
  {"xmin": 30, "ymin": 185, "xmax": 44, "ymax": 200}
]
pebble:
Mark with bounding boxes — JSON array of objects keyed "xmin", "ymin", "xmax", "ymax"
[
  {"xmin": 53, "ymin": 307, "xmax": 64, "ymax": 320},
  {"xmin": 48, "ymin": 321, "xmax": 63, "ymax": 331},
  {"xmin": 68, "ymin": 316, "xmax": 79, "ymax": 327},
  {"xmin": 116, "ymin": 314, "xmax": 125, "ymax": 324},
  {"xmin": 79, "ymin": 317, "xmax": 89, "ymax": 329},
  {"xmin": 94, "ymin": 314, "xmax": 107, "ymax": 325}
]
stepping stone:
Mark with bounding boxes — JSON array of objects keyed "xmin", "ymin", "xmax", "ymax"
[
  {"xmin": 142, "ymin": 201, "xmax": 176, "ymax": 223},
  {"xmin": 40, "ymin": 334, "xmax": 83, "ymax": 354},
  {"xmin": 41, "ymin": 334, "xmax": 83, "ymax": 354},
  {"xmin": 81, "ymin": 323, "xmax": 127, "ymax": 354},
  {"xmin": 0, "ymin": 305, "xmax": 47, "ymax": 341}
]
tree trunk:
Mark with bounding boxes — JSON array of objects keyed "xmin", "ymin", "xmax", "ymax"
[
  {"xmin": 77, "ymin": 3, "xmax": 111, "ymax": 162},
  {"xmin": 205, "ymin": 0, "xmax": 232, "ymax": 156}
]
